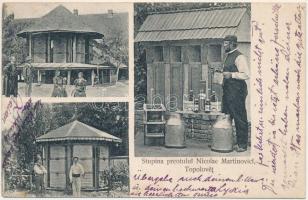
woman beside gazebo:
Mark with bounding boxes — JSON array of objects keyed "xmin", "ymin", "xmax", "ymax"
[
  {"xmin": 73, "ymin": 72, "xmax": 87, "ymax": 97},
  {"xmin": 51, "ymin": 70, "xmax": 68, "ymax": 97}
]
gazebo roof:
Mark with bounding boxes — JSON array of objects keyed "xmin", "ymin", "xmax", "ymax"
[
  {"xmin": 17, "ymin": 5, "xmax": 103, "ymax": 39},
  {"xmin": 36, "ymin": 120, "xmax": 122, "ymax": 143}
]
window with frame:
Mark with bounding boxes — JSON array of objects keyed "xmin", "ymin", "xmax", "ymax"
[
  {"xmin": 153, "ymin": 46, "xmax": 163, "ymax": 62},
  {"xmin": 208, "ymin": 44, "xmax": 222, "ymax": 62},
  {"xmin": 170, "ymin": 46, "xmax": 182, "ymax": 62},
  {"xmin": 188, "ymin": 45, "xmax": 201, "ymax": 62}
]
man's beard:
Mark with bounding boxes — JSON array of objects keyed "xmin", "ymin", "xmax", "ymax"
[{"xmin": 225, "ymin": 47, "xmax": 231, "ymax": 53}]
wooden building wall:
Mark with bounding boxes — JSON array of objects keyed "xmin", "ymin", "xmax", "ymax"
[
  {"xmin": 76, "ymin": 35, "xmax": 86, "ymax": 63},
  {"xmin": 32, "ymin": 35, "xmax": 47, "ymax": 63},
  {"xmin": 145, "ymin": 36, "xmax": 250, "ymax": 115},
  {"xmin": 45, "ymin": 143, "xmax": 110, "ymax": 190},
  {"xmin": 29, "ymin": 33, "xmax": 92, "ymax": 64},
  {"xmin": 145, "ymin": 39, "xmax": 224, "ymax": 111},
  {"xmin": 73, "ymin": 144, "xmax": 93, "ymax": 188},
  {"xmin": 49, "ymin": 145, "xmax": 66, "ymax": 188}
]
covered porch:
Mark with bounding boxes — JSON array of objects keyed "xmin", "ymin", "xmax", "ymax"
[{"xmin": 18, "ymin": 63, "xmax": 117, "ymax": 86}]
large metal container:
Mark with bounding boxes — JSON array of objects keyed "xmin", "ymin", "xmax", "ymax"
[
  {"xmin": 165, "ymin": 112, "xmax": 186, "ymax": 148},
  {"xmin": 211, "ymin": 114, "xmax": 233, "ymax": 153}
]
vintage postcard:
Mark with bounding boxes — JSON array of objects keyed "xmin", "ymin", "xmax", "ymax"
[{"xmin": 1, "ymin": 1, "xmax": 306, "ymax": 199}]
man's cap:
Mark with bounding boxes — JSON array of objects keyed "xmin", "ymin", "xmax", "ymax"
[
  {"xmin": 25, "ymin": 56, "xmax": 32, "ymax": 61},
  {"xmin": 73, "ymin": 156, "xmax": 79, "ymax": 160},
  {"xmin": 224, "ymin": 35, "xmax": 237, "ymax": 42}
]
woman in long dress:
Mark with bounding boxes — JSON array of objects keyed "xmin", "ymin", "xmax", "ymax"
[
  {"xmin": 73, "ymin": 72, "xmax": 87, "ymax": 97},
  {"xmin": 51, "ymin": 70, "xmax": 67, "ymax": 97}
]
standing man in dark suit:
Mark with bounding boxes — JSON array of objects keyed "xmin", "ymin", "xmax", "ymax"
[
  {"xmin": 3, "ymin": 56, "xmax": 18, "ymax": 97},
  {"xmin": 222, "ymin": 35, "xmax": 249, "ymax": 152}
]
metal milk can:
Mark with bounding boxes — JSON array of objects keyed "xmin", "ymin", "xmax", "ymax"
[
  {"xmin": 165, "ymin": 112, "xmax": 186, "ymax": 148},
  {"xmin": 211, "ymin": 114, "xmax": 233, "ymax": 152}
]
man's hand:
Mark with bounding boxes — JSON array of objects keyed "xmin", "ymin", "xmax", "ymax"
[{"xmin": 223, "ymin": 72, "xmax": 232, "ymax": 79}]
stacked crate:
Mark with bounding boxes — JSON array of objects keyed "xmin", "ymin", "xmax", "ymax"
[{"xmin": 143, "ymin": 104, "xmax": 166, "ymax": 145}]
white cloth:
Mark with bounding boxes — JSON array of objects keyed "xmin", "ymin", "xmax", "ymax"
[
  {"xmin": 69, "ymin": 163, "xmax": 85, "ymax": 182},
  {"xmin": 226, "ymin": 48, "xmax": 250, "ymax": 80},
  {"xmin": 33, "ymin": 164, "xmax": 47, "ymax": 175},
  {"xmin": 72, "ymin": 177, "xmax": 81, "ymax": 197}
]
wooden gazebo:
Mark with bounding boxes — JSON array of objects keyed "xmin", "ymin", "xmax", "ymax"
[
  {"xmin": 17, "ymin": 5, "xmax": 117, "ymax": 85},
  {"xmin": 36, "ymin": 120, "xmax": 122, "ymax": 191}
]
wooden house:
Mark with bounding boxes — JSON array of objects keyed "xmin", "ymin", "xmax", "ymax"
[
  {"xmin": 16, "ymin": 5, "xmax": 122, "ymax": 85},
  {"xmin": 36, "ymin": 120, "xmax": 122, "ymax": 191},
  {"xmin": 135, "ymin": 6, "xmax": 251, "ymax": 117}
]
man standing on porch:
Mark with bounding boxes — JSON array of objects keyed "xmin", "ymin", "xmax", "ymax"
[
  {"xmin": 222, "ymin": 35, "xmax": 249, "ymax": 153},
  {"xmin": 22, "ymin": 56, "xmax": 34, "ymax": 97},
  {"xmin": 69, "ymin": 157, "xmax": 85, "ymax": 197}
]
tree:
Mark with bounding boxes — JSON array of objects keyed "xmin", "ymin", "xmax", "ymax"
[
  {"xmin": 3, "ymin": 100, "xmax": 51, "ymax": 190},
  {"xmin": 2, "ymin": 13, "xmax": 29, "ymax": 66}
]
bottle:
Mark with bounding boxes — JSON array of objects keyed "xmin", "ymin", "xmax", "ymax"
[
  {"xmin": 210, "ymin": 91, "xmax": 219, "ymax": 112},
  {"xmin": 205, "ymin": 98, "xmax": 211, "ymax": 113},
  {"xmin": 189, "ymin": 90, "xmax": 194, "ymax": 101},
  {"xmin": 198, "ymin": 89, "xmax": 206, "ymax": 112},
  {"xmin": 211, "ymin": 91, "xmax": 217, "ymax": 102},
  {"xmin": 193, "ymin": 97, "xmax": 199, "ymax": 113}
]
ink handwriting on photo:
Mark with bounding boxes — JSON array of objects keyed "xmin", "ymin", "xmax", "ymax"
[
  {"xmin": 2, "ymin": 97, "xmax": 42, "ymax": 168},
  {"xmin": 131, "ymin": 172, "xmax": 270, "ymax": 197}
]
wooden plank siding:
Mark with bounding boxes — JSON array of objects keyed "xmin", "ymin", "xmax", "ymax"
[
  {"xmin": 145, "ymin": 39, "xmax": 229, "ymax": 110},
  {"xmin": 32, "ymin": 34, "xmax": 48, "ymax": 63},
  {"xmin": 49, "ymin": 145, "xmax": 66, "ymax": 188}
]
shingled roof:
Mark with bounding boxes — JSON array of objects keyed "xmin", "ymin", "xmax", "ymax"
[
  {"xmin": 17, "ymin": 5, "xmax": 103, "ymax": 38},
  {"xmin": 36, "ymin": 120, "xmax": 122, "ymax": 143},
  {"xmin": 135, "ymin": 7, "xmax": 249, "ymax": 42}
]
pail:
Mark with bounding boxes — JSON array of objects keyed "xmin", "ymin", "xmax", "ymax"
[
  {"xmin": 211, "ymin": 114, "xmax": 233, "ymax": 153},
  {"xmin": 165, "ymin": 112, "xmax": 186, "ymax": 148}
]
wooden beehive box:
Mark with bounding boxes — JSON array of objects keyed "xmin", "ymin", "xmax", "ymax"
[{"xmin": 143, "ymin": 104, "xmax": 166, "ymax": 145}]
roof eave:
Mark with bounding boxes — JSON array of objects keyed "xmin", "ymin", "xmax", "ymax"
[
  {"xmin": 17, "ymin": 30, "xmax": 103, "ymax": 39},
  {"xmin": 36, "ymin": 137, "xmax": 122, "ymax": 143}
]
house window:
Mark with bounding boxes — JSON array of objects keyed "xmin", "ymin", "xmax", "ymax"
[
  {"xmin": 170, "ymin": 46, "xmax": 182, "ymax": 62},
  {"xmin": 153, "ymin": 46, "xmax": 163, "ymax": 62},
  {"xmin": 208, "ymin": 44, "xmax": 222, "ymax": 62},
  {"xmin": 188, "ymin": 45, "xmax": 201, "ymax": 62}
]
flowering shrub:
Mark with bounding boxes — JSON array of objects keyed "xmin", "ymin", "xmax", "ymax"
[{"xmin": 100, "ymin": 161, "xmax": 129, "ymax": 191}]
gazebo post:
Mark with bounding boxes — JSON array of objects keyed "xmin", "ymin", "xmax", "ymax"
[
  {"xmin": 28, "ymin": 33, "xmax": 32, "ymax": 58},
  {"xmin": 64, "ymin": 145, "xmax": 70, "ymax": 194},
  {"xmin": 95, "ymin": 144, "xmax": 100, "ymax": 190},
  {"xmin": 47, "ymin": 145, "xmax": 50, "ymax": 188},
  {"xmin": 101, "ymin": 70, "xmax": 104, "ymax": 84},
  {"xmin": 67, "ymin": 70, "xmax": 71, "ymax": 85}
]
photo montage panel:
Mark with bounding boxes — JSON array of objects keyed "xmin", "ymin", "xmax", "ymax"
[
  {"xmin": 2, "ymin": 2, "xmax": 129, "ymax": 98},
  {"xmin": 2, "ymin": 101, "xmax": 129, "ymax": 197},
  {"xmin": 134, "ymin": 2, "xmax": 251, "ymax": 157}
]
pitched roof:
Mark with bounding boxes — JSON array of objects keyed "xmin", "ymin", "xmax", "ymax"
[
  {"xmin": 17, "ymin": 5, "xmax": 103, "ymax": 38},
  {"xmin": 135, "ymin": 7, "xmax": 248, "ymax": 42},
  {"xmin": 79, "ymin": 13, "xmax": 128, "ymax": 41},
  {"xmin": 36, "ymin": 120, "xmax": 122, "ymax": 143}
]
